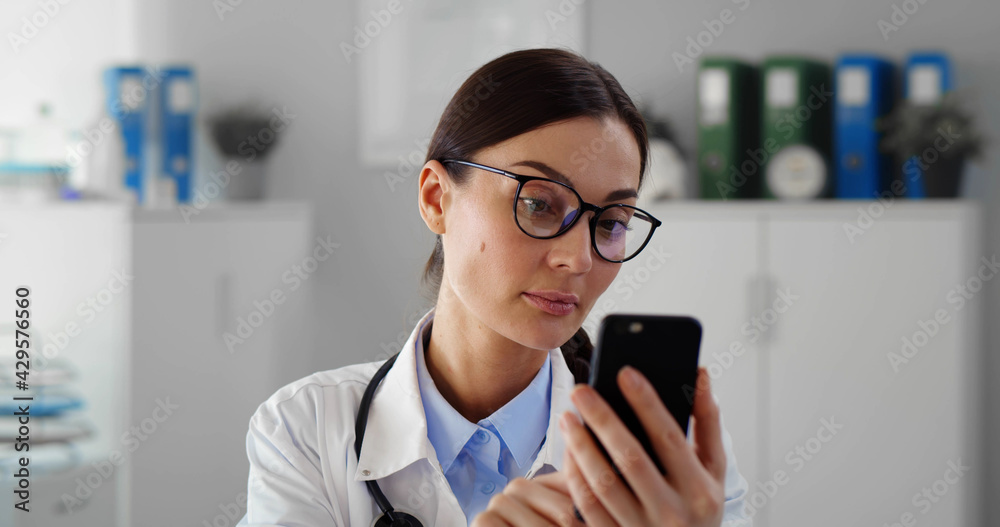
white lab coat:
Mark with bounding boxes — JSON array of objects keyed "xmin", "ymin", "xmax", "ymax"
[{"xmin": 237, "ymin": 308, "xmax": 752, "ymax": 526}]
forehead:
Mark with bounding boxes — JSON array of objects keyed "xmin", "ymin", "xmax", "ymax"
[{"xmin": 476, "ymin": 116, "xmax": 642, "ymax": 203}]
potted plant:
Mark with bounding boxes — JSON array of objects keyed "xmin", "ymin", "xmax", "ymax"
[
  {"xmin": 878, "ymin": 92, "xmax": 983, "ymax": 198},
  {"xmin": 205, "ymin": 104, "xmax": 287, "ymax": 200}
]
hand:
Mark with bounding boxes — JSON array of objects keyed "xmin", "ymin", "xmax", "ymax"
[
  {"xmin": 559, "ymin": 366, "xmax": 726, "ymax": 527},
  {"xmin": 470, "ymin": 471, "xmax": 586, "ymax": 527}
]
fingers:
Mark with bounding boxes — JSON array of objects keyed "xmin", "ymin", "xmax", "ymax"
[
  {"xmin": 689, "ymin": 366, "xmax": 727, "ymax": 482},
  {"xmin": 470, "ymin": 513, "xmax": 512, "ymax": 527},
  {"xmin": 502, "ymin": 477, "xmax": 582, "ymax": 527},
  {"xmin": 616, "ymin": 365, "xmax": 712, "ymax": 491},
  {"xmin": 481, "ymin": 490, "xmax": 551, "ymax": 527},
  {"xmin": 562, "ymin": 447, "xmax": 617, "ymax": 527},
  {"xmin": 529, "ymin": 471, "xmax": 571, "ymax": 495},
  {"xmin": 558, "ymin": 404, "xmax": 647, "ymax": 526},
  {"xmin": 567, "ymin": 382, "xmax": 683, "ymax": 513}
]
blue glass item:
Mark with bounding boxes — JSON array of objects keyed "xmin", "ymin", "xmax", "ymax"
[
  {"xmin": 0, "ymin": 394, "xmax": 83, "ymax": 417},
  {"xmin": 0, "ymin": 163, "xmax": 69, "ymax": 202}
]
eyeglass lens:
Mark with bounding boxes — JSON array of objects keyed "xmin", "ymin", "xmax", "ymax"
[{"xmin": 515, "ymin": 179, "xmax": 653, "ymax": 261}]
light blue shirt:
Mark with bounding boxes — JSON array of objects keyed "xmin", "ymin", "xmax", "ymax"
[{"xmin": 414, "ymin": 317, "xmax": 552, "ymax": 524}]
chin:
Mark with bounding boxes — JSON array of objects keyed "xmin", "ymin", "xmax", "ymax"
[{"xmin": 521, "ymin": 316, "xmax": 579, "ymax": 351}]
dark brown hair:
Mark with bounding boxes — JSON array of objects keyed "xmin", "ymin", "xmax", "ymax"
[{"xmin": 420, "ymin": 48, "xmax": 649, "ymax": 384}]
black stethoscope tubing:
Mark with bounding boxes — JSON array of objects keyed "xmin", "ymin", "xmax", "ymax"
[{"xmin": 354, "ymin": 353, "xmax": 424, "ymax": 527}]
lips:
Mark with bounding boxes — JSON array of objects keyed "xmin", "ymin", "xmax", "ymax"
[
  {"xmin": 522, "ymin": 290, "xmax": 579, "ymax": 316},
  {"xmin": 524, "ymin": 290, "xmax": 580, "ymax": 304}
]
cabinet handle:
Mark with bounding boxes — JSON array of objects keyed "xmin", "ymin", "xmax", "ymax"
[
  {"xmin": 746, "ymin": 275, "xmax": 775, "ymax": 347},
  {"xmin": 761, "ymin": 275, "xmax": 784, "ymax": 347}
]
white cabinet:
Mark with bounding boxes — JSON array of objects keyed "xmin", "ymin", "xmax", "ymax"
[
  {"xmin": 586, "ymin": 201, "xmax": 984, "ymax": 527},
  {"xmin": 0, "ymin": 204, "xmax": 130, "ymax": 527},
  {"xmin": 0, "ymin": 202, "xmax": 317, "ymax": 527}
]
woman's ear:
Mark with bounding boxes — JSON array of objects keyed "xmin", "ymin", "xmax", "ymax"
[{"xmin": 418, "ymin": 160, "xmax": 450, "ymax": 235}]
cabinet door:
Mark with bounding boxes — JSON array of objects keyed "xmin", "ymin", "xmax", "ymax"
[
  {"xmin": 220, "ymin": 216, "xmax": 318, "ymax": 389},
  {"xmin": 764, "ymin": 210, "xmax": 976, "ymax": 527},
  {"xmin": 130, "ymin": 207, "xmax": 314, "ymax": 527},
  {"xmin": 130, "ymin": 218, "xmax": 231, "ymax": 526},
  {"xmin": 585, "ymin": 209, "xmax": 761, "ymax": 498}
]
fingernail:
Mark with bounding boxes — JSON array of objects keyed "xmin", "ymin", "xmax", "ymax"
[
  {"xmin": 621, "ymin": 365, "xmax": 641, "ymax": 391},
  {"xmin": 699, "ymin": 367, "xmax": 712, "ymax": 391},
  {"xmin": 571, "ymin": 386, "xmax": 595, "ymax": 408},
  {"xmin": 560, "ymin": 412, "xmax": 576, "ymax": 431}
]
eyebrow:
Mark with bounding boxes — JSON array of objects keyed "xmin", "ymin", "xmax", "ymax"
[{"xmin": 509, "ymin": 160, "xmax": 639, "ymax": 203}]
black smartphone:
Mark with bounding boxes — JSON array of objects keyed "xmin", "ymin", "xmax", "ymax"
[{"xmin": 586, "ymin": 313, "xmax": 703, "ymax": 478}]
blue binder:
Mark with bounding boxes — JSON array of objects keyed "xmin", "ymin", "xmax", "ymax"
[
  {"xmin": 834, "ymin": 55, "xmax": 895, "ymax": 199},
  {"xmin": 902, "ymin": 52, "xmax": 952, "ymax": 199},
  {"xmin": 103, "ymin": 67, "xmax": 148, "ymax": 203},
  {"xmin": 159, "ymin": 67, "xmax": 196, "ymax": 203}
]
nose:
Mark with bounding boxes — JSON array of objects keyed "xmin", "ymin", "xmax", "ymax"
[{"xmin": 548, "ymin": 211, "xmax": 594, "ymax": 273}]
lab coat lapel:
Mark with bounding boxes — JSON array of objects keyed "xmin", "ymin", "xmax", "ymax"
[{"xmin": 354, "ymin": 310, "xmax": 436, "ymax": 481}]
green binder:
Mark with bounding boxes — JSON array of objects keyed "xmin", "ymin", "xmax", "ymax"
[
  {"xmin": 697, "ymin": 58, "xmax": 760, "ymax": 199},
  {"xmin": 760, "ymin": 57, "xmax": 833, "ymax": 199}
]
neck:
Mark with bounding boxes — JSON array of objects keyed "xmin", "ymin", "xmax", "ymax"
[{"xmin": 424, "ymin": 290, "xmax": 549, "ymax": 424}]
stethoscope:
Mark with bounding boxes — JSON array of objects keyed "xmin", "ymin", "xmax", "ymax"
[{"xmin": 354, "ymin": 352, "xmax": 425, "ymax": 527}]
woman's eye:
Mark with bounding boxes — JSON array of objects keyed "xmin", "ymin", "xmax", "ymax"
[
  {"xmin": 520, "ymin": 198, "xmax": 552, "ymax": 214},
  {"xmin": 597, "ymin": 219, "xmax": 631, "ymax": 237}
]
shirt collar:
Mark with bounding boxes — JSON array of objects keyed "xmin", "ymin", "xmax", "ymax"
[
  {"xmin": 527, "ymin": 335, "xmax": 577, "ymax": 478},
  {"xmin": 414, "ymin": 312, "xmax": 552, "ymax": 473},
  {"xmin": 354, "ymin": 306, "xmax": 579, "ymax": 482},
  {"xmin": 489, "ymin": 354, "xmax": 551, "ymax": 468}
]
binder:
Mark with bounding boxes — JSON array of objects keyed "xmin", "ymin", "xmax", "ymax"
[
  {"xmin": 834, "ymin": 55, "xmax": 895, "ymax": 199},
  {"xmin": 906, "ymin": 52, "xmax": 951, "ymax": 105},
  {"xmin": 697, "ymin": 58, "xmax": 760, "ymax": 199},
  {"xmin": 901, "ymin": 52, "xmax": 952, "ymax": 198},
  {"xmin": 103, "ymin": 67, "xmax": 148, "ymax": 203},
  {"xmin": 760, "ymin": 57, "xmax": 832, "ymax": 199},
  {"xmin": 159, "ymin": 67, "xmax": 196, "ymax": 203}
]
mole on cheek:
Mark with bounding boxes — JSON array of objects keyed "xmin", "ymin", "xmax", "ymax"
[{"xmin": 480, "ymin": 242, "xmax": 486, "ymax": 253}]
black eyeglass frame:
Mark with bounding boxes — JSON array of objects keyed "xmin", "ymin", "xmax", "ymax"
[{"xmin": 440, "ymin": 159, "xmax": 662, "ymax": 263}]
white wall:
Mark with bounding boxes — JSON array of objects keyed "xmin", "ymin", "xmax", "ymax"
[{"xmin": 0, "ymin": 0, "xmax": 136, "ymax": 129}]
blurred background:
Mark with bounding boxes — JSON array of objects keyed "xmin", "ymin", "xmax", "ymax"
[{"xmin": 0, "ymin": 0, "xmax": 997, "ymax": 526}]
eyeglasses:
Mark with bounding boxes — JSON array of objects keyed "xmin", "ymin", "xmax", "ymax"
[{"xmin": 440, "ymin": 159, "xmax": 662, "ymax": 263}]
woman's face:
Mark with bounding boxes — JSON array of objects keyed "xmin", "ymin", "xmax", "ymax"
[{"xmin": 425, "ymin": 115, "xmax": 642, "ymax": 351}]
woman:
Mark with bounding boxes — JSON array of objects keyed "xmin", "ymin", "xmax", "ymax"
[{"xmin": 237, "ymin": 48, "xmax": 751, "ymax": 527}]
